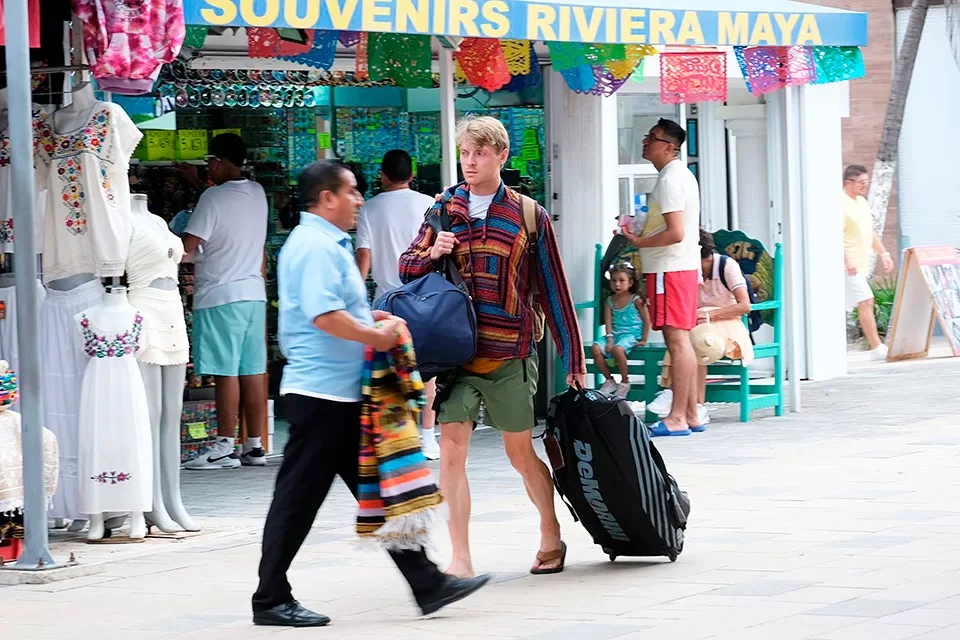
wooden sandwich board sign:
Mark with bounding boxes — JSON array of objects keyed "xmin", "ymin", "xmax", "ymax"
[{"xmin": 886, "ymin": 246, "xmax": 960, "ymax": 361}]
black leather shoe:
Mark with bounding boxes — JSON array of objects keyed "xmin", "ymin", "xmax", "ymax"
[
  {"xmin": 253, "ymin": 601, "xmax": 331, "ymax": 627},
  {"xmin": 418, "ymin": 574, "xmax": 492, "ymax": 616}
]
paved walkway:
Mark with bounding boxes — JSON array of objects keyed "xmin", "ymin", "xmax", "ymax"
[{"xmin": 4, "ymin": 356, "xmax": 960, "ymax": 639}]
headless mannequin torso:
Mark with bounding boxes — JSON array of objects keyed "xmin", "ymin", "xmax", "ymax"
[{"xmin": 128, "ymin": 195, "xmax": 197, "ymax": 532}]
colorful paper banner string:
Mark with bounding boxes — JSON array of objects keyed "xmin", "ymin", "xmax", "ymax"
[
  {"xmin": 502, "ymin": 40, "xmax": 532, "ymax": 77},
  {"xmin": 660, "ymin": 51, "xmax": 728, "ymax": 104},
  {"xmin": 503, "ymin": 48, "xmax": 542, "ymax": 93},
  {"xmin": 339, "ymin": 31, "xmax": 361, "ymax": 48},
  {"xmin": 356, "ymin": 32, "xmax": 369, "ymax": 80},
  {"xmin": 454, "ymin": 38, "xmax": 511, "ymax": 92},
  {"xmin": 247, "ymin": 27, "xmax": 280, "ymax": 59},
  {"xmin": 183, "ymin": 25, "xmax": 208, "ymax": 50},
  {"xmin": 367, "ymin": 33, "xmax": 433, "ymax": 88},
  {"xmin": 280, "ymin": 30, "xmax": 338, "ymax": 70},
  {"xmin": 734, "ymin": 46, "xmax": 817, "ymax": 96},
  {"xmin": 811, "ymin": 46, "xmax": 866, "ymax": 84}
]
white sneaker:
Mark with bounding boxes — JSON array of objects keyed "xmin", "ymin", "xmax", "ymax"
[
  {"xmin": 616, "ymin": 383, "xmax": 631, "ymax": 399},
  {"xmin": 240, "ymin": 447, "xmax": 267, "ymax": 466},
  {"xmin": 421, "ymin": 435, "xmax": 440, "ymax": 461},
  {"xmin": 599, "ymin": 378, "xmax": 619, "ymax": 396},
  {"xmin": 870, "ymin": 344, "xmax": 889, "ymax": 361},
  {"xmin": 648, "ymin": 390, "xmax": 674, "ymax": 417},
  {"xmin": 697, "ymin": 404, "xmax": 711, "ymax": 425},
  {"xmin": 183, "ymin": 438, "xmax": 240, "ymax": 470}
]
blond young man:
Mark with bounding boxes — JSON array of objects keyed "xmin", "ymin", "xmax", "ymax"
[{"xmin": 399, "ymin": 116, "xmax": 586, "ymax": 578}]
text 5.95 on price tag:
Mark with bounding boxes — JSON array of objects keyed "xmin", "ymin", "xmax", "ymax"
[{"xmin": 177, "ymin": 130, "xmax": 208, "ymax": 161}]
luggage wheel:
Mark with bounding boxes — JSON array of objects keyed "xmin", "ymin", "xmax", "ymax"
[{"xmin": 602, "ymin": 547, "xmax": 617, "ymax": 562}]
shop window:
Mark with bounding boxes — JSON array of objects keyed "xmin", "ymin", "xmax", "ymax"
[{"xmin": 617, "ymin": 94, "xmax": 680, "ymax": 166}]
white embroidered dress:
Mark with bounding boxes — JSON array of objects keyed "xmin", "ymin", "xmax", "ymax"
[
  {"xmin": 35, "ymin": 102, "xmax": 142, "ymax": 284},
  {"xmin": 75, "ymin": 310, "xmax": 152, "ymax": 515}
]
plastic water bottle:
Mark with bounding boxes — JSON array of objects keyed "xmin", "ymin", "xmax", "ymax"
[{"xmin": 634, "ymin": 194, "xmax": 649, "ymax": 233}]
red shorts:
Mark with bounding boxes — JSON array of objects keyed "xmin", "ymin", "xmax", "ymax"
[{"xmin": 645, "ymin": 271, "xmax": 699, "ymax": 331}]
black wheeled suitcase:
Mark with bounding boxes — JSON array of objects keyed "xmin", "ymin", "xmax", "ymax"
[{"xmin": 544, "ymin": 386, "xmax": 691, "ymax": 562}]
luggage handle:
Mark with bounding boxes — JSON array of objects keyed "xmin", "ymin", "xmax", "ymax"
[{"xmin": 427, "ymin": 202, "xmax": 465, "ymax": 289}]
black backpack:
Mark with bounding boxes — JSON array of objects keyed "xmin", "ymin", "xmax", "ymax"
[{"xmin": 718, "ymin": 255, "xmax": 763, "ymax": 336}]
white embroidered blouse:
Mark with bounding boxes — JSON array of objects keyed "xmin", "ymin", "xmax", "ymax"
[{"xmin": 35, "ymin": 102, "xmax": 142, "ymax": 284}]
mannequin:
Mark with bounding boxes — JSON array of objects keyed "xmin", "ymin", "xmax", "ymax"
[
  {"xmin": 127, "ymin": 194, "xmax": 197, "ymax": 533},
  {"xmin": 53, "ymin": 82, "xmax": 97, "ymax": 133},
  {"xmin": 76, "ymin": 286, "xmax": 153, "ymax": 541},
  {"xmin": 39, "ymin": 80, "xmax": 141, "ymax": 531}
]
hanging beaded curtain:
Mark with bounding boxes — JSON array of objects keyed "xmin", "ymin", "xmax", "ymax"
[
  {"xmin": 281, "ymin": 30, "xmax": 339, "ymax": 70},
  {"xmin": 810, "ymin": 46, "xmax": 866, "ymax": 84},
  {"xmin": 659, "ymin": 51, "xmax": 728, "ymax": 104},
  {"xmin": 367, "ymin": 33, "xmax": 433, "ymax": 88},
  {"xmin": 734, "ymin": 46, "xmax": 817, "ymax": 96},
  {"xmin": 356, "ymin": 32, "xmax": 369, "ymax": 80},
  {"xmin": 454, "ymin": 38, "xmax": 511, "ymax": 92}
]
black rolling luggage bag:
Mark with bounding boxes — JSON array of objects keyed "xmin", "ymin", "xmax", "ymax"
[{"xmin": 544, "ymin": 386, "xmax": 691, "ymax": 562}]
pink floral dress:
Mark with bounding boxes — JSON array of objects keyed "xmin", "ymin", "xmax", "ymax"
[
  {"xmin": 71, "ymin": 0, "xmax": 186, "ymax": 95},
  {"xmin": 75, "ymin": 309, "xmax": 153, "ymax": 515}
]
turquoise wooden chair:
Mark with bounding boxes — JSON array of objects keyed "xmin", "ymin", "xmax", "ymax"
[{"xmin": 560, "ymin": 230, "xmax": 784, "ymax": 423}]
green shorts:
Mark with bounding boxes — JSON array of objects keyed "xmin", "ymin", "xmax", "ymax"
[
  {"xmin": 192, "ymin": 300, "xmax": 266, "ymax": 377},
  {"xmin": 438, "ymin": 353, "xmax": 538, "ymax": 433}
]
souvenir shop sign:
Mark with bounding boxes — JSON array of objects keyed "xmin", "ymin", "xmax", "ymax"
[
  {"xmin": 887, "ymin": 247, "xmax": 960, "ymax": 362},
  {"xmin": 186, "ymin": 0, "xmax": 868, "ymax": 47}
]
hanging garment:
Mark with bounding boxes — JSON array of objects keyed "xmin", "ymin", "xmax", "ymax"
[
  {"xmin": 71, "ymin": 0, "xmax": 185, "ymax": 96},
  {"xmin": 41, "ymin": 278, "xmax": 104, "ymax": 520},
  {"xmin": 0, "ymin": 108, "xmax": 50, "ymax": 255},
  {"xmin": 0, "ymin": 407, "xmax": 59, "ymax": 515},
  {"xmin": 126, "ymin": 214, "xmax": 188, "ymax": 366},
  {"xmin": 357, "ymin": 325, "xmax": 443, "ymax": 550},
  {"xmin": 0, "ymin": 280, "xmax": 46, "ymax": 412},
  {"xmin": 75, "ymin": 308, "xmax": 152, "ymax": 515},
  {"xmin": 0, "ymin": 0, "xmax": 41, "ymax": 48},
  {"xmin": 35, "ymin": 102, "xmax": 142, "ymax": 285}
]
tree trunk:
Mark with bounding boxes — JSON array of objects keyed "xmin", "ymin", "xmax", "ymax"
[
  {"xmin": 868, "ymin": 0, "xmax": 928, "ymax": 274},
  {"xmin": 946, "ymin": 0, "xmax": 960, "ymax": 69}
]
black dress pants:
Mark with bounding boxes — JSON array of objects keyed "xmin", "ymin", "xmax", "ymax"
[{"xmin": 252, "ymin": 394, "xmax": 446, "ymax": 612}]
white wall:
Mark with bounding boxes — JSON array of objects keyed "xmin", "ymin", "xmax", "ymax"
[
  {"xmin": 798, "ymin": 83, "xmax": 848, "ymax": 381},
  {"xmin": 896, "ymin": 6, "xmax": 960, "ymax": 250}
]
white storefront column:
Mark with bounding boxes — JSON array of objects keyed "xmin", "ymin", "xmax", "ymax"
[
  {"xmin": 726, "ymin": 118, "xmax": 771, "ymax": 249},
  {"xmin": 797, "ymin": 82, "xmax": 848, "ymax": 382},
  {"xmin": 698, "ymin": 102, "xmax": 729, "ymax": 232},
  {"xmin": 544, "ymin": 74, "xmax": 619, "ymax": 384}
]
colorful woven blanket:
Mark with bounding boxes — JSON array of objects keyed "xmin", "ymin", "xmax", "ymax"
[{"xmin": 357, "ymin": 324, "xmax": 443, "ymax": 549}]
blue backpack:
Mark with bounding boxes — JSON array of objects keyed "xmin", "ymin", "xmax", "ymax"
[{"xmin": 374, "ymin": 207, "xmax": 477, "ymax": 381}]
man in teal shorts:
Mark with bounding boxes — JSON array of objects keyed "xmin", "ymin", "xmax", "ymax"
[{"xmin": 181, "ymin": 133, "xmax": 269, "ymax": 469}]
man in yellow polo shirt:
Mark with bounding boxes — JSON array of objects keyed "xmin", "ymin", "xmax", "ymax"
[{"xmin": 843, "ymin": 165, "xmax": 894, "ymax": 359}]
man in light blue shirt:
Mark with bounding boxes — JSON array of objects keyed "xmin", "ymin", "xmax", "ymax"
[{"xmin": 251, "ymin": 161, "xmax": 489, "ymax": 628}]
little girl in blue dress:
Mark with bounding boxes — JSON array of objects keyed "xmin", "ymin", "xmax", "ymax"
[{"xmin": 591, "ymin": 262, "xmax": 651, "ymax": 399}]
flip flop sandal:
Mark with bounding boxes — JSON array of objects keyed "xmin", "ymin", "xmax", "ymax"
[
  {"xmin": 649, "ymin": 421, "xmax": 691, "ymax": 437},
  {"xmin": 690, "ymin": 424, "xmax": 707, "ymax": 433},
  {"xmin": 531, "ymin": 540, "xmax": 567, "ymax": 575}
]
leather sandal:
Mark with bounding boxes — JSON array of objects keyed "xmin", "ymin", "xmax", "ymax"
[{"xmin": 530, "ymin": 541, "xmax": 567, "ymax": 575}]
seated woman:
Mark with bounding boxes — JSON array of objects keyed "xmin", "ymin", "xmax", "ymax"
[{"xmin": 648, "ymin": 229, "xmax": 753, "ymax": 427}]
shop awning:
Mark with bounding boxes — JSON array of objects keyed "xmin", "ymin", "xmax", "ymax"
[{"xmin": 184, "ymin": 0, "xmax": 867, "ymax": 47}]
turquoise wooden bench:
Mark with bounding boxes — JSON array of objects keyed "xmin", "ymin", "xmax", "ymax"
[{"xmin": 558, "ymin": 230, "xmax": 784, "ymax": 423}]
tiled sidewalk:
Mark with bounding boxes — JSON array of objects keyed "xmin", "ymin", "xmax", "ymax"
[{"xmin": 4, "ymin": 356, "xmax": 960, "ymax": 639}]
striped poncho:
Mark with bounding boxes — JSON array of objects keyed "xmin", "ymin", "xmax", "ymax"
[{"xmin": 356, "ymin": 324, "xmax": 443, "ymax": 549}]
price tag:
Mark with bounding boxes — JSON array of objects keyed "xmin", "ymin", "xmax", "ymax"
[
  {"xmin": 186, "ymin": 422, "xmax": 208, "ymax": 440},
  {"xmin": 411, "ymin": 158, "xmax": 417, "ymax": 174},
  {"xmin": 522, "ymin": 144, "xmax": 540, "ymax": 161},
  {"xmin": 420, "ymin": 126, "xmax": 431, "ymax": 133},
  {"xmin": 523, "ymin": 128, "xmax": 538, "ymax": 145},
  {"xmin": 511, "ymin": 157, "xmax": 526, "ymax": 172},
  {"xmin": 212, "ymin": 128, "xmax": 241, "ymax": 138},
  {"xmin": 144, "ymin": 130, "xmax": 176, "ymax": 161},
  {"xmin": 318, "ymin": 132, "xmax": 331, "ymax": 149},
  {"xmin": 177, "ymin": 130, "xmax": 208, "ymax": 161}
]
